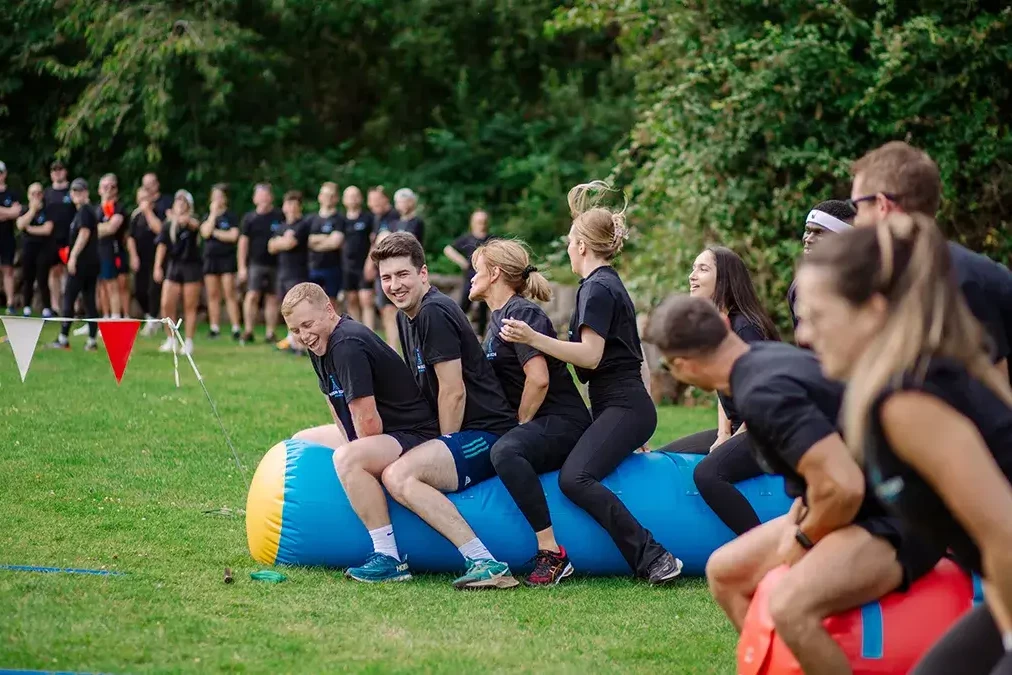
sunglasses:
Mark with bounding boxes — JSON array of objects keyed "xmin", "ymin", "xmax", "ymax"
[{"xmin": 845, "ymin": 193, "xmax": 902, "ymax": 212}]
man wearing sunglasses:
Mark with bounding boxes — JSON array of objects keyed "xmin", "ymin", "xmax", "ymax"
[{"xmin": 850, "ymin": 141, "xmax": 1012, "ymax": 383}]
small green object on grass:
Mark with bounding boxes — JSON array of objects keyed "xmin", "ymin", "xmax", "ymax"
[{"xmin": 250, "ymin": 570, "xmax": 287, "ymax": 583}]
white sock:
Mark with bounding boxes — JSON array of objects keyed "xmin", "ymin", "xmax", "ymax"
[
  {"xmin": 458, "ymin": 538, "xmax": 494, "ymax": 562},
  {"xmin": 369, "ymin": 525, "xmax": 400, "ymax": 560},
  {"xmin": 210, "ymin": 323, "xmax": 219, "ymax": 332},
  {"xmin": 111, "ymin": 313, "xmax": 121, "ymax": 319},
  {"xmin": 231, "ymin": 324, "xmax": 240, "ymax": 332}
]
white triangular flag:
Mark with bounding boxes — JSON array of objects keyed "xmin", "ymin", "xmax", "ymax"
[{"xmin": 1, "ymin": 317, "xmax": 44, "ymax": 382}]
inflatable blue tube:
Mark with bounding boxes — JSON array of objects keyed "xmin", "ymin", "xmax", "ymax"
[{"xmin": 246, "ymin": 439, "xmax": 793, "ymax": 576}]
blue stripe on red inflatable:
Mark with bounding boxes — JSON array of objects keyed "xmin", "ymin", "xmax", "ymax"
[
  {"xmin": 972, "ymin": 573, "xmax": 985, "ymax": 605},
  {"xmin": 860, "ymin": 601, "xmax": 884, "ymax": 659}
]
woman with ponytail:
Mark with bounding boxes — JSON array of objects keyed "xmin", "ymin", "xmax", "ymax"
[
  {"xmin": 154, "ymin": 189, "xmax": 203, "ymax": 355},
  {"xmin": 469, "ymin": 239, "xmax": 592, "ymax": 585},
  {"xmin": 660, "ymin": 246, "xmax": 779, "ymax": 535},
  {"xmin": 796, "ymin": 213, "xmax": 1012, "ymax": 675},
  {"xmin": 500, "ymin": 181, "xmax": 683, "ymax": 585}
]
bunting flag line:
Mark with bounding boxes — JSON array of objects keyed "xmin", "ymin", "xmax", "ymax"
[
  {"xmin": 0, "ymin": 317, "xmax": 44, "ymax": 382},
  {"xmin": 97, "ymin": 320, "xmax": 142, "ymax": 384}
]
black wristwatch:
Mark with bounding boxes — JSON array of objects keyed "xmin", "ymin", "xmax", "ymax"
[{"xmin": 795, "ymin": 528, "xmax": 815, "ymax": 550}]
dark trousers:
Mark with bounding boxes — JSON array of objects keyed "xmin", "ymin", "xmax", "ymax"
[
  {"xmin": 61, "ymin": 271, "xmax": 98, "ymax": 339},
  {"xmin": 491, "ymin": 415, "xmax": 590, "ymax": 533},
  {"xmin": 20, "ymin": 241, "xmax": 52, "ymax": 311},
  {"xmin": 659, "ymin": 428, "xmax": 764, "ymax": 535},
  {"xmin": 559, "ymin": 391, "xmax": 664, "ymax": 576},
  {"xmin": 911, "ymin": 604, "xmax": 1011, "ymax": 674},
  {"xmin": 134, "ymin": 247, "xmax": 161, "ymax": 317}
]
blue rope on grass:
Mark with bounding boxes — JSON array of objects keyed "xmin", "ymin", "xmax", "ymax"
[{"xmin": 0, "ymin": 565, "xmax": 126, "ymax": 577}]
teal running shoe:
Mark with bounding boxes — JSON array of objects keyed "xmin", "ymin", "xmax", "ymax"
[
  {"xmin": 452, "ymin": 558, "xmax": 520, "ymax": 590},
  {"xmin": 345, "ymin": 553, "xmax": 412, "ymax": 583}
]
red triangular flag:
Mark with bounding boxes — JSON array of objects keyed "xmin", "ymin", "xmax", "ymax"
[{"xmin": 98, "ymin": 320, "xmax": 141, "ymax": 384}]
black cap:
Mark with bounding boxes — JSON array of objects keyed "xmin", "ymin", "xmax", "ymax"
[
  {"xmin": 70, "ymin": 178, "xmax": 88, "ymax": 191},
  {"xmin": 50, "ymin": 160, "xmax": 65, "ymax": 171}
]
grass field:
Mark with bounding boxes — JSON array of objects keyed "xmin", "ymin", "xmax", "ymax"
[{"xmin": 0, "ymin": 323, "xmax": 735, "ymax": 674}]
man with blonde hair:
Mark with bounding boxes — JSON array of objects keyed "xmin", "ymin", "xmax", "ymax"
[{"xmin": 281, "ymin": 282, "xmax": 438, "ymax": 582}]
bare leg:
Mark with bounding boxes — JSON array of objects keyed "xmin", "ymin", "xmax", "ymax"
[
  {"xmin": 346, "ymin": 290, "xmax": 362, "ymax": 322},
  {"xmin": 293, "ymin": 424, "xmax": 348, "ymax": 449},
  {"xmin": 160, "ymin": 281, "xmax": 181, "ymax": 339},
  {"xmin": 118, "ymin": 274, "xmax": 131, "ymax": 316},
  {"xmin": 359, "ymin": 289, "xmax": 375, "ymax": 331},
  {"xmin": 106, "ymin": 279, "xmax": 121, "ymax": 316},
  {"xmin": 204, "ymin": 274, "xmax": 222, "ymax": 328},
  {"xmin": 381, "ymin": 440, "xmax": 477, "ymax": 548},
  {"xmin": 49, "ymin": 265, "xmax": 64, "ymax": 312},
  {"xmin": 243, "ymin": 290, "xmax": 260, "ymax": 335},
  {"xmin": 768, "ymin": 525, "xmax": 904, "ymax": 675},
  {"xmin": 98, "ymin": 281, "xmax": 110, "ymax": 316},
  {"xmin": 706, "ymin": 514, "xmax": 791, "ymax": 632},
  {"xmin": 221, "ymin": 273, "xmax": 241, "ymax": 329},
  {"xmin": 333, "ymin": 436, "xmax": 403, "ymax": 530},
  {"xmin": 264, "ymin": 292, "xmax": 279, "ymax": 336},
  {"xmin": 183, "ymin": 281, "xmax": 201, "ymax": 341},
  {"xmin": 536, "ymin": 527, "xmax": 561, "ymax": 554},
  {"xmin": 1, "ymin": 267, "xmax": 13, "ymax": 307}
]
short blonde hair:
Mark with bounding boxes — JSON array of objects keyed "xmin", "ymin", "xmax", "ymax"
[{"xmin": 281, "ymin": 282, "xmax": 332, "ymax": 317}]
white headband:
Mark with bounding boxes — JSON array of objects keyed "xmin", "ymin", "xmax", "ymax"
[{"xmin": 806, "ymin": 209, "xmax": 851, "ymax": 234}]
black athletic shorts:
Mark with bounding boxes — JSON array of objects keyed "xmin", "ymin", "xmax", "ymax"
[
  {"xmin": 855, "ymin": 515, "xmax": 946, "ymax": 591},
  {"xmin": 277, "ymin": 275, "xmax": 308, "ymax": 302},
  {"xmin": 388, "ymin": 429, "xmax": 439, "ymax": 454},
  {"xmin": 342, "ymin": 265, "xmax": 371, "ymax": 292},
  {"xmin": 203, "ymin": 256, "xmax": 237, "ymax": 277},
  {"xmin": 0, "ymin": 228, "xmax": 15, "ymax": 266},
  {"xmin": 166, "ymin": 260, "xmax": 203, "ymax": 285}
]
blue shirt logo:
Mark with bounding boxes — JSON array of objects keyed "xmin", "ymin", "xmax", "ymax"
[
  {"xmin": 328, "ymin": 375, "xmax": 345, "ymax": 399},
  {"xmin": 485, "ymin": 339, "xmax": 496, "ymax": 360},
  {"xmin": 414, "ymin": 348, "xmax": 426, "ymax": 373},
  {"xmin": 354, "ymin": 220, "xmax": 367, "ymax": 231},
  {"xmin": 64, "ymin": 194, "xmax": 72, "ymax": 204},
  {"xmin": 270, "ymin": 221, "xmax": 282, "ymax": 234},
  {"xmin": 218, "ymin": 219, "xmax": 230, "ymax": 230},
  {"xmin": 35, "ymin": 213, "xmax": 45, "ymax": 224},
  {"xmin": 322, "ymin": 221, "xmax": 333, "ymax": 233},
  {"xmin": 3, "ymin": 198, "xmax": 10, "ymax": 207}
]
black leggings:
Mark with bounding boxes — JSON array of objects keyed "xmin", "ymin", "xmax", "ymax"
[
  {"xmin": 19, "ymin": 241, "xmax": 52, "ymax": 311},
  {"xmin": 490, "ymin": 415, "xmax": 589, "ymax": 533},
  {"xmin": 658, "ymin": 429, "xmax": 763, "ymax": 535},
  {"xmin": 912, "ymin": 604, "xmax": 1011, "ymax": 674},
  {"xmin": 61, "ymin": 271, "xmax": 98, "ymax": 339},
  {"xmin": 559, "ymin": 392, "xmax": 664, "ymax": 576}
]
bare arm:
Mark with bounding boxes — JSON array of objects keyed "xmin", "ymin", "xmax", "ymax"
[
  {"xmin": 215, "ymin": 227, "xmax": 239, "ymax": 243},
  {"xmin": 443, "ymin": 244, "xmax": 469, "ymax": 270},
  {"xmin": 143, "ymin": 206, "xmax": 162, "ymax": 235},
  {"xmin": 882, "ymin": 392, "xmax": 1012, "ymax": 619},
  {"xmin": 97, "ymin": 213, "xmax": 124, "ymax": 237},
  {"xmin": 153, "ymin": 243, "xmax": 167, "ymax": 277},
  {"xmin": 15, "ymin": 206, "xmax": 38, "ymax": 231},
  {"xmin": 0, "ymin": 203, "xmax": 22, "ymax": 219},
  {"xmin": 309, "ymin": 231, "xmax": 344, "ymax": 252},
  {"xmin": 517, "ymin": 356, "xmax": 550, "ymax": 423},
  {"xmin": 348, "ymin": 396, "xmax": 384, "ymax": 438},
  {"xmin": 69, "ymin": 227, "xmax": 90, "ymax": 262},
  {"xmin": 199, "ymin": 215, "xmax": 216, "ymax": 239},
  {"xmin": 433, "ymin": 358, "xmax": 467, "ymax": 435},
  {"xmin": 502, "ymin": 321, "xmax": 605, "ymax": 370},
  {"xmin": 267, "ymin": 233, "xmax": 297, "ymax": 254},
  {"xmin": 794, "ymin": 434, "xmax": 866, "ymax": 543},
  {"xmin": 326, "ymin": 397, "xmax": 351, "ymax": 444},
  {"xmin": 238, "ymin": 235, "xmax": 249, "ymax": 271}
]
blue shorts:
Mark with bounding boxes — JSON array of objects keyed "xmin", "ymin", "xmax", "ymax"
[
  {"xmin": 99, "ymin": 256, "xmax": 122, "ymax": 280},
  {"xmin": 309, "ymin": 267, "xmax": 342, "ymax": 299},
  {"xmin": 441, "ymin": 430, "xmax": 500, "ymax": 492}
]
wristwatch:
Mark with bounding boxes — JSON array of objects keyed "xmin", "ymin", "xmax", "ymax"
[{"xmin": 794, "ymin": 528, "xmax": 815, "ymax": 550}]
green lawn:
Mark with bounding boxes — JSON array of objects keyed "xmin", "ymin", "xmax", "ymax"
[{"xmin": 0, "ymin": 323, "xmax": 734, "ymax": 674}]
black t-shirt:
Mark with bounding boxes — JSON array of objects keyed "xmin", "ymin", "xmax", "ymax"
[
  {"xmin": 568, "ymin": 266, "xmax": 646, "ymax": 405},
  {"xmin": 311, "ymin": 316, "xmax": 439, "ymax": 442},
  {"xmin": 949, "ymin": 243, "xmax": 1012, "ymax": 372},
  {"xmin": 202, "ymin": 211, "xmax": 238, "ymax": 260},
  {"xmin": 44, "ymin": 186, "xmax": 75, "ymax": 244},
  {"xmin": 372, "ymin": 209, "xmax": 400, "ymax": 235},
  {"xmin": 68, "ymin": 203, "xmax": 100, "ymax": 270},
  {"xmin": 129, "ymin": 210, "xmax": 158, "ymax": 256},
  {"xmin": 156, "ymin": 220, "xmax": 202, "ymax": 264},
  {"xmin": 277, "ymin": 218, "xmax": 311, "ymax": 279},
  {"xmin": 719, "ymin": 312, "xmax": 767, "ymax": 431},
  {"xmin": 731, "ymin": 342, "xmax": 856, "ymax": 501},
  {"xmin": 307, "ymin": 213, "xmax": 342, "ymax": 270},
  {"xmin": 484, "ymin": 295, "xmax": 591, "ymax": 425},
  {"xmin": 0, "ymin": 188, "xmax": 21, "ymax": 237},
  {"xmin": 452, "ymin": 232, "xmax": 489, "ymax": 279},
  {"xmin": 787, "ymin": 279, "xmax": 799, "ymax": 329},
  {"xmin": 342, "ymin": 211, "xmax": 373, "ymax": 270},
  {"xmin": 152, "ymin": 194, "xmax": 174, "ymax": 221},
  {"xmin": 96, "ymin": 201, "xmax": 128, "ymax": 260},
  {"xmin": 397, "ymin": 287, "xmax": 516, "ymax": 436},
  {"xmin": 22, "ymin": 206, "xmax": 52, "ymax": 243},
  {"xmin": 866, "ymin": 358, "xmax": 1012, "ymax": 574},
  {"xmin": 392, "ymin": 216, "xmax": 425, "ymax": 244},
  {"xmin": 241, "ymin": 209, "xmax": 284, "ymax": 267}
]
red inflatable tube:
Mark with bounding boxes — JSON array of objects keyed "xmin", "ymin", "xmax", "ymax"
[{"xmin": 738, "ymin": 558, "xmax": 977, "ymax": 675}]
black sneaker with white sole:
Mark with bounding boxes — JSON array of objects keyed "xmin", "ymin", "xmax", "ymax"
[{"xmin": 646, "ymin": 551, "xmax": 683, "ymax": 585}]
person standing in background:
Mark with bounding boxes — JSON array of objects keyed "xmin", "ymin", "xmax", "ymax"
[
  {"xmin": 366, "ymin": 186, "xmax": 400, "ymax": 348},
  {"xmin": 136, "ymin": 172, "xmax": 173, "ymax": 335},
  {"xmin": 49, "ymin": 178, "xmax": 100, "ymax": 351},
  {"xmin": 307, "ymin": 182, "xmax": 344, "ymax": 309},
  {"xmin": 271, "ymin": 190, "xmax": 311, "ymax": 352},
  {"xmin": 443, "ymin": 209, "xmax": 490, "ymax": 335},
  {"xmin": 0, "ymin": 162, "xmax": 22, "ymax": 315},
  {"xmin": 15, "ymin": 183, "xmax": 55, "ymax": 316},
  {"xmin": 95, "ymin": 173, "xmax": 128, "ymax": 320},
  {"xmin": 340, "ymin": 186, "xmax": 375, "ymax": 327},
  {"xmin": 129, "ymin": 186, "xmax": 165, "ymax": 335},
  {"xmin": 154, "ymin": 190, "xmax": 203, "ymax": 355},
  {"xmin": 200, "ymin": 184, "xmax": 241, "ymax": 340},
  {"xmin": 392, "ymin": 188, "xmax": 425, "ymax": 244},
  {"xmin": 44, "ymin": 161, "xmax": 75, "ymax": 315},
  {"xmin": 238, "ymin": 183, "xmax": 284, "ymax": 345}
]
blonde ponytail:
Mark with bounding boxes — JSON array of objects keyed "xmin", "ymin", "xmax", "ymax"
[{"xmin": 471, "ymin": 238, "xmax": 552, "ymax": 302}]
